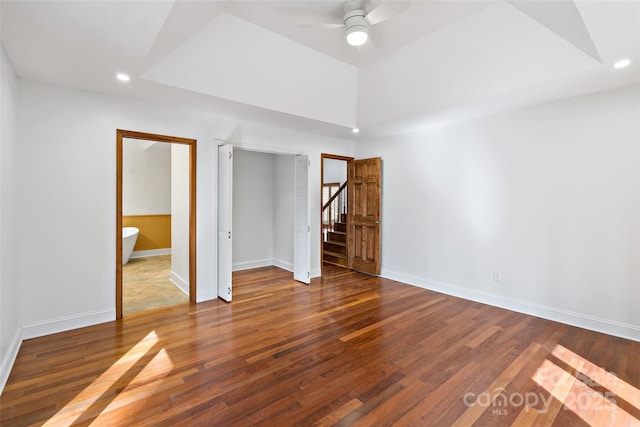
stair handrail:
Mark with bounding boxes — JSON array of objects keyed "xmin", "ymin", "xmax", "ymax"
[{"xmin": 322, "ymin": 181, "xmax": 347, "ymax": 211}]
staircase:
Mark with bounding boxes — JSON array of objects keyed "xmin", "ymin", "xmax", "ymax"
[
  {"xmin": 323, "ymin": 213, "xmax": 347, "ymax": 267},
  {"xmin": 322, "ymin": 182, "xmax": 348, "ymax": 267}
]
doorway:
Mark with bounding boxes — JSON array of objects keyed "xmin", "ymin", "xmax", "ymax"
[
  {"xmin": 218, "ymin": 144, "xmax": 310, "ymax": 302},
  {"xmin": 321, "ymin": 154, "xmax": 383, "ymax": 277},
  {"xmin": 116, "ymin": 130, "xmax": 196, "ymax": 319},
  {"xmin": 321, "ymin": 154, "xmax": 353, "ymax": 274}
]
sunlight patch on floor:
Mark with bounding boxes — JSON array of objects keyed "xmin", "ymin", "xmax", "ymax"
[
  {"xmin": 532, "ymin": 344, "xmax": 639, "ymax": 425},
  {"xmin": 43, "ymin": 331, "xmax": 160, "ymax": 426},
  {"xmin": 92, "ymin": 348, "xmax": 174, "ymax": 423}
]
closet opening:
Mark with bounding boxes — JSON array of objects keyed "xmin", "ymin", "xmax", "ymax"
[{"xmin": 217, "ymin": 145, "xmax": 309, "ymax": 302}]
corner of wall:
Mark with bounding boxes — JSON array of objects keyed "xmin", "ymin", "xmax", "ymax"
[
  {"xmin": 0, "ymin": 328, "xmax": 22, "ymax": 394},
  {"xmin": 273, "ymin": 258, "xmax": 293, "ymax": 272},
  {"xmin": 0, "ymin": 44, "xmax": 22, "ymax": 395}
]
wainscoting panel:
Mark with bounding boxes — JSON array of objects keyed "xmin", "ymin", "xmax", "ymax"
[{"xmin": 123, "ymin": 214, "xmax": 171, "ymax": 251}]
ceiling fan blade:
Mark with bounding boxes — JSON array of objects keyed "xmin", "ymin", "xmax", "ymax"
[
  {"xmin": 298, "ymin": 23, "xmax": 346, "ymax": 29},
  {"xmin": 364, "ymin": 1, "xmax": 411, "ymax": 26}
]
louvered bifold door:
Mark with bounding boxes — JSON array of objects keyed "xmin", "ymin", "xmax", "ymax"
[
  {"xmin": 294, "ymin": 155, "xmax": 310, "ymax": 284},
  {"xmin": 218, "ymin": 144, "xmax": 233, "ymax": 301}
]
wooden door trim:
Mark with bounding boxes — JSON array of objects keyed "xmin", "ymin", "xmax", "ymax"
[
  {"xmin": 116, "ymin": 129, "xmax": 197, "ymax": 320},
  {"xmin": 320, "ymin": 153, "xmax": 353, "ymax": 276}
]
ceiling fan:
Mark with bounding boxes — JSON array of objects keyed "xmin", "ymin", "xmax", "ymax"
[{"xmin": 299, "ymin": 0, "xmax": 411, "ymax": 47}]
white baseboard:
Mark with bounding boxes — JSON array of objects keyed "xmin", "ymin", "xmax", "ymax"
[
  {"xmin": 232, "ymin": 258, "xmax": 302, "ymax": 275},
  {"xmin": 169, "ymin": 271, "xmax": 189, "ymax": 296},
  {"xmin": 311, "ymin": 268, "xmax": 321, "ymax": 279},
  {"xmin": 273, "ymin": 258, "xmax": 293, "ymax": 272},
  {"xmin": 381, "ymin": 269, "xmax": 640, "ymax": 343},
  {"xmin": 0, "ymin": 328, "xmax": 22, "ymax": 394},
  {"xmin": 232, "ymin": 259, "xmax": 273, "ymax": 272},
  {"xmin": 22, "ymin": 309, "xmax": 115, "ymax": 340},
  {"xmin": 131, "ymin": 248, "xmax": 171, "ymax": 258}
]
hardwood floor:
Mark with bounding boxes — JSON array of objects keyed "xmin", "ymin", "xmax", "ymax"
[{"xmin": 1, "ymin": 264, "xmax": 638, "ymax": 426}]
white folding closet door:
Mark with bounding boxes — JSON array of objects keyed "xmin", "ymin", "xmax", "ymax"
[
  {"xmin": 294, "ymin": 155, "xmax": 310, "ymax": 284},
  {"xmin": 218, "ymin": 144, "xmax": 233, "ymax": 301}
]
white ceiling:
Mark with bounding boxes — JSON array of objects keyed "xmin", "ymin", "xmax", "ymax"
[{"xmin": 1, "ymin": 0, "xmax": 639, "ymax": 139}]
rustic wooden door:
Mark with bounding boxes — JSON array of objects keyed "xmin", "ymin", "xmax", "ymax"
[{"xmin": 348, "ymin": 157, "xmax": 381, "ymax": 275}]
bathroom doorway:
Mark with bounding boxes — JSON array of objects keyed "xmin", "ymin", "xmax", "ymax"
[{"xmin": 115, "ymin": 130, "xmax": 196, "ymax": 319}]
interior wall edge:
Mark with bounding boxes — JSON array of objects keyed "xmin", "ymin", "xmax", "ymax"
[
  {"xmin": 21, "ymin": 309, "xmax": 115, "ymax": 340},
  {"xmin": 382, "ymin": 268, "xmax": 640, "ymax": 343},
  {"xmin": 0, "ymin": 329, "xmax": 22, "ymax": 394}
]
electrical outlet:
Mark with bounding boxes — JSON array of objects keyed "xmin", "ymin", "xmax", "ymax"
[{"xmin": 493, "ymin": 271, "xmax": 502, "ymax": 282}]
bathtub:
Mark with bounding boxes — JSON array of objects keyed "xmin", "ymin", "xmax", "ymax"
[{"xmin": 122, "ymin": 227, "xmax": 139, "ymax": 265}]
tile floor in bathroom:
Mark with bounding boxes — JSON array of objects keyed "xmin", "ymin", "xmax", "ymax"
[{"xmin": 123, "ymin": 254, "xmax": 188, "ymax": 315}]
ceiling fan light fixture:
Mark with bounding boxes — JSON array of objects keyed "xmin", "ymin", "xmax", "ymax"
[{"xmin": 346, "ymin": 26, "xmax": 368, "ymax": 46}]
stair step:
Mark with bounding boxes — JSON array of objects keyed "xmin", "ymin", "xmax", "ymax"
[
  {"xmin": 323, "ymin": 241, "xmax": 347, "ymax": 255},
  {"xmin": 334, "ymin": 222, "xmax": 347, "ymax": 232},
  {"xmin": 323, "ymin": 250, "xmax": 346, "ymax": 258},
  {"xmin": 341, "ymin": 213, "xmax": 347, "ymax": 222},
  {"xmin": 323, "ymin": 256, "xmax": 347, "ymax": 267},
  {"xmin": 325, "ymin": 239, "xmax": 346, "ymax": 247},
  {"xmin": 323, "ymin": 251, "xmax": 347, "ymax": 267},
  {"xmin": 327, "ymin": 231, "xmax": 346, "ymax": 243}
]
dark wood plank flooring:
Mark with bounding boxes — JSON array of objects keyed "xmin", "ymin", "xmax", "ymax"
[{"xmin": 1, "ymin": 264, "xmax": 638, "ymax": 426}]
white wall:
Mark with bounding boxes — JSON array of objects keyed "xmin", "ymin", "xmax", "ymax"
[
  {"xmin": 14, "ymin": 79, "xmax": 354, "ymax": 340},
  {"xmin": 232, "ymin": 150, "xmax": 275, "ymax": 270},
  {"xmin": 355, "ymin": 85, "xmax": 640, "ymax": 341},
  {"xmin": 15, "ymin": 81, "xmax": 220, "ymax": 337},
  {"xmin": 0, "ymin": 46, "xmax": 21, "ymax": 392},
  {"xmin": 323, "ymin": 158, "xmax": 347, "ymax": 186},
  {"xmin": 274, "ymin": 155, "xmax": 295, "ymax": 271},
  {"xmin": 122, "ymin": 139, "xmax": 171, "ymax": 215},
  {"xmin": 170, "ymin": 143, "xmax": 190, "ymax": 293},
  {"xmin": 232, "ymin": 150, "xmax": 296, "ymax": 272}
]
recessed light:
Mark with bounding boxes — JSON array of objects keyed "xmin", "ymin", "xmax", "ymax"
[
  {"xmin": 352, "ymin": 128, "xmax": 360, "ymax": 134},
  {"xmin": 116, "ymin": 73, "xmax": 130, "ymax": 82},
  {"xmin": 614, "ymin": 59, "xmax": 631, "ymax": 69}
]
